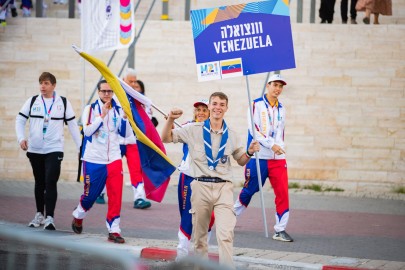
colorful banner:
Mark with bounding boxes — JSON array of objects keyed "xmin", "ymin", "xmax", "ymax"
[
  {"xmin": 190, "ymin": 0, "xmax": 295, "ymax": 81},
  {"xmin": 81, "ymin": 0, "xmax": 135, "ymax": 53}
]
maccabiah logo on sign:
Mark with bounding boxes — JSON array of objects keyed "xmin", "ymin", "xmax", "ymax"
[{"xmin": 197, "ymin": 61, "xmax": 221, "ymax": 81}]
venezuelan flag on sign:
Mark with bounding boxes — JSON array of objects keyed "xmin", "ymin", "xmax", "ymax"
[
  {"xmin": 221, "ymin": 58, "xmax": 242, "ymax": 75},
  {"xmin": 72, "ymin": 45, "xmax": 175, "ymax": 202}
]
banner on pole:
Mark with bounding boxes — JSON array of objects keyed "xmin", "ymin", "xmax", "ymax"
[
  {"xmin": 81, "ymin": 0, "xmax": 135, "ymax": 53},
  {"xmin": 190, "ymin": 0, "xmax": 295, "ymax": 82}
]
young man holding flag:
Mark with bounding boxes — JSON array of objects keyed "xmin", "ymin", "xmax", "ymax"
[
  {"xmin": 72, "ymin": 44, "xmax": 176, "ymax": 206},
  {"xmin": 71, "ymin": 80, "xmax": 132, "ymax": 244},
  {"xmin": 162, "ymin": 92, "xmax": 260, "ymax": 267}
]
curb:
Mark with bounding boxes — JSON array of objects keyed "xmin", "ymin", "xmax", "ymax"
[
  {"xmin": 322, "ymin": 266, "xmax": 370, "ymax": 270},
  {"xmin": 140, "ymin": 247, "xmax": 219, "ymax": 261}
]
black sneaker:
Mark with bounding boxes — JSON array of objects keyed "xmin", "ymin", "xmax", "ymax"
[
  {"xmin": 71, "ymin": 218, "xmax": 83, "ymax": 234},
  {"xmin": 11, "ymin": 8, "xmax": 18, "ymax": 17},
  {"xmin": 95, "ymin": 194, "xmax": 106, "ymax": 204},
  {"xmin": 363, "ymin": 17, "xmax": 370, "ymax": 24},
  {"xmin": 272, "ymin": 231, "xmax": 293, "ymax": 242},
  {"xmin": 108, "ymin": 233, "xmax": 125, "ymax": 244}
]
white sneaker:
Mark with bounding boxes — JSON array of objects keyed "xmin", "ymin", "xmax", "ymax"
[
  {"xmin": 176, "ymin": 230, "xmax": 190, "ymax": 262},
  {"xmin": 28, "ymin": 212, "xmax": 45, "ymax": 228},
  {"xmin": 44, "ymin": 216, "xmax": 56, "ymax": 230},
  {"xmin": 272, "ymin": 231, "xmax": 293, "ymax": 242},
  {"xmin": 22, "ymin": 7, "xmax": 31, "ymax": 17}
]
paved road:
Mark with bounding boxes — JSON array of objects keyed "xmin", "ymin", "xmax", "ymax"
[{"xmin": 1, "ymin": 180, "xmax": 404, "ymax": 268}]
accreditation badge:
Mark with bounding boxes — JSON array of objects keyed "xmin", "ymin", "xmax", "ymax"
[{"xmin": 97, "ymin": 130, "xmax": 109, "ymax": 144}]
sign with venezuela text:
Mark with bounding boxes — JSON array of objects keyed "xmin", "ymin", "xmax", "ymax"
[{"xmin": 190, "ymin": 0, "xmax": 295, "ymax": 82}]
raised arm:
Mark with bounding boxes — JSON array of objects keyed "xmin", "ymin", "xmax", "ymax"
[{"xmin": 161, "ymin": 108, "xmax": 183, "ymax": 143}]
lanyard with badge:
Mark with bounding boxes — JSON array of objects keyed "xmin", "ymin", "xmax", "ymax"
[
  {"xmin": 203, "ymin": 119, "xmax": 228, "ymax": 171},
  {"xmin": 41, "ymin": 92, "xmax": 55, "ymax": 136},
  {"xmin": 96, "ymin": 102, "xmax": 117, "ymax": 144},
  {"xmin": 263, "ymin": 96, "xmax": 280, "ymax": 138}
]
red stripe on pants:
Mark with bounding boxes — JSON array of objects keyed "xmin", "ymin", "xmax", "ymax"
[
  {"xmin": 106, "ymin": 159, "xmax": 123, "ymax": 222},
  {"xmin": 125, "ymin": 144, "xmax": 143, "ymax": 188},
  {"xmin": 267, "ymin": 159, "xmax": 289, "ymax": 216}
]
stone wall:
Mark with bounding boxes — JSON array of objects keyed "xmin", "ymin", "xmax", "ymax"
[{"xmin": 0, "ymin": 17, "xmax": 404, "ymax": 196}]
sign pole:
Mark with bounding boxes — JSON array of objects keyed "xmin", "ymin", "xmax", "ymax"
[{"xmin": 245, "ymin": 75, "xmax": 269, "ymax": 238}]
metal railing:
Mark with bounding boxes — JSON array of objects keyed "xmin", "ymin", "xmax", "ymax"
[
  {"xmin": 296, "ymin": 0, "xmax": 316, "ymax": 23},
  {"xmin": 0, "ymin": 223, "xmax": 234, "ymax": 270},
  {"xmin": 181, "ymin": 0, "xmax": 317, "ymax": 23}
]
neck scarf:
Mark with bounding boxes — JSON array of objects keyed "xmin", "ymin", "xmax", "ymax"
[{"xmin": 203, "ymin": 119, "xmax": 228, "ymax": 171}]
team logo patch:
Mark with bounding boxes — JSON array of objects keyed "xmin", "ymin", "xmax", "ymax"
[
  {"xmin": 84, "ymin": 175, "xmax": 90, "ymax": 196},
  {"xmin": 197, "ymin": 61, "xmax": 221, "ymax": 82}
]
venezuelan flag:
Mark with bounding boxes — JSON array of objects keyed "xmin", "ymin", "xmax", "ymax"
[
  {"xmin": 72, "ymin": 45, "xmax": 175, "ymax": 202},
  {"xmin": 221, "ymin": 59, "xmax": 242, "ymax": 75}
]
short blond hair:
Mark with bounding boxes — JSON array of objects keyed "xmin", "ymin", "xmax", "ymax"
[{"xmin": 209, "ymin": 92, "xmax": 228, "ymax": 105}]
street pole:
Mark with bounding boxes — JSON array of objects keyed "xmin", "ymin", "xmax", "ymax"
[
  {"xmin": 184, "ymin": 0, "xmax": 190, "ymax": 21},
  {"xmin": 68, "ymin": 0, "xmax": 75, "ymax": 18},
  {"xmin": 36, "ymin": 0, "xmax": 43, "ymax": 17},
  {"xmin": 161, "ymin": 0, "xmax": 169, "ymax": 20}
]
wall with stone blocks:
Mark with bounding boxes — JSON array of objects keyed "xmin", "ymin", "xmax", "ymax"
[{"xmin": 0, "ymin": 17, "xmax": 403, "ymax": 196}]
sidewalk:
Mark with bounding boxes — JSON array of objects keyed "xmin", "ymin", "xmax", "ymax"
[
  {"xmin": 1, "ymin": 180, "xmax": 404, "ymax": 270},
  {"xmin": 0, "ymin": 221, "xmax": 386, "ymax": 270}
]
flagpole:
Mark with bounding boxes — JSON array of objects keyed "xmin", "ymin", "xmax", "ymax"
[
  {"xmin": 151, "ymin": 103, "xmax": 182, "ymax": 128},
  {"xmin": 246, "ymin": 75, "xmax": 269, "ymax": 238}
]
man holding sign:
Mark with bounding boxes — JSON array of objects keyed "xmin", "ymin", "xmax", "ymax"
[
  {"xmin": 234, "ymin": 74, "xmax": 293, "ymax": 242},
  {"xmin": 161, "ymin": 92, "xmax": 260, "ymax": 267}
]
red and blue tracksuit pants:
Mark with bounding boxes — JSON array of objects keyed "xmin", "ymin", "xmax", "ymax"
[
  {"xmin": 121, "ymin": 143, "xmax": 142, "ymax": 187},
  {"xmin": 236, "ymin": 159, "xmax": 290, "ymax": 232},
  {"xmin": 73, "ymin": 159, "xmax": 123, "ymax": 233},
  {"xmin": 178, "ymin": 173, "xmax": 215, "ymax": 240}
]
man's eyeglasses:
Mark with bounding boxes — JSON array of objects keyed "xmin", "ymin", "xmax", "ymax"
[{"xmin": 99, "ymin": 90, "xmax": 113, "ymax": 94}]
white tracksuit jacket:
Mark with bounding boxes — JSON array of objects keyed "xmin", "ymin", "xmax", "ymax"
[{"xmin": 248, "ymin": 94, "xmax": 286, "ymax": 160}]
